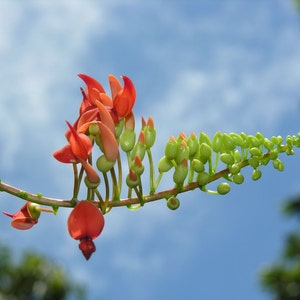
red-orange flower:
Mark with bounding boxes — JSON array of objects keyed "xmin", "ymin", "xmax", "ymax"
[
  {"xmin": 78, "ymin": 74, "xmax": 136, "ymax": 124},
  {"xmin": 3, "ymin": 202, "xmax": 39, "ymax": 230},
  {"xmin": 67, "ymin": 200, "xmax": 105, "ymax": 260}
]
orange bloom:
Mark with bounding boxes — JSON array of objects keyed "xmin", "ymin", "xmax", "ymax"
[
  {"xmin": 3, "ymin": 202, "xmax": 39, "ymax": 230},
  {"xmin": 67, "ymin": 200, "xmax": 105, "ymax": 260}
]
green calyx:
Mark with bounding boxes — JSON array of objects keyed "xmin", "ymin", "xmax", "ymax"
[
  {"xmin": 166, "ymin": 196, "xmax": 180, "ymax": 210},
  {"xmin": 27, "ymin": 203, "xmax": 41, "ymax": 219}
]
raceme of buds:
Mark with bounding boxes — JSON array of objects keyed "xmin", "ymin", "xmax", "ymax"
[
  {"xmin": 3, "ymin": 202, "xmax": 40, "ymax": 230},
  {"xmin": 67, "ymin": 200, "xmax": 105, "ymax": 260}
]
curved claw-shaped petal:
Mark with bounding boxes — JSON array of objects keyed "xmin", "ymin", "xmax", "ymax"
[
  {"xmin": 113, "ymin": 76, "xmax": 136, "ymax": 119},
  {"xmin": 53, "ymin": 144, "xmax": 77, "ymax": 163}
]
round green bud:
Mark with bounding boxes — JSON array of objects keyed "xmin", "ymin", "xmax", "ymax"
[
  {"xmin": 233, "ymin": 173, "xmax": 244, "ymax": 184},
  {"xmin": 255, "ymin": 132, "xmax": 265, "ymax": 144},
  {"xmin": 217, "ymin": 182, "xmax": 231, "ymax": 195},
  {"xmin": 263, "ymin": 138, "xmax": 274, "ymax": 151},
  {"xmin": 126, "ymin": 170, "xmax": 140, "ymax": 188},
  {"xmin": 198, "ymin": 171, "xmax": 210, "ymax": 186},
  {"xmin": 120, "ymin": 129, "xmax": 136, "ymax": 152},
  {"xmin": 27, "ymin": 203, "xmax": 41, "ymax": 220},
  {"xmin": 229, "ymin": 163, "xmax": 240, "ymax": 174},
  {"xmin": 233, "ymin": 150, "xmax": 241, "ymax": 163},
  {"xmin": 269, "ymin": 149, "xmax": 278, "ymax": 160},
  {"xmin": 199, "ymin": 143, "xmax": 212, "ymax": 163},
  {"xmin": 248, "ymin": 135, "xmax": 261, "ymax": 147},
  {"xmin": 166, "ymin": 196, "xmax": 180, "ymax": 210},
  {"xmin": 187, "ymin": 133, "xmax": 199, "ymax": 158},
  {"xmin": 220, "ymin": 153, "xmax": 234, "ymax": 165},
  {"xmin": 96, "ymin": 155, "xmax": 116, "ymax": 173},
  {"xmin": 130, "ymin": 156, "xmax": 145, "ymax": 176},
  {"xmin": 252, "ymin": 169, "xmax": 262, "ymax": 181},
  {"xmin": 158, "ymin": 156, "xmax": 173, "ymax": 173},
  {"xmin": 222, "ymin": 134, "xmax": 235, "ymax": 151},
  {"xmin": 272, "ymin": 159, "xmax": 284, "ymax": 171},
  {"xmin": 229, "ymin": 133, "xmax": 244, "ymax": 147},
  {"xmin": 84, "ymin": 176, "xmax": 100, "ymax": 189},
  {"xmin": 271, "ymin": 135, "xmax": 283, "ymax": 146},
  {"xmin": 192, "ymin": 159, "xmax": 204, "ymax": 173}
]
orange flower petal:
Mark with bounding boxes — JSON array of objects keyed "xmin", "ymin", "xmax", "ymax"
[
  {"xmin": 53, "ymin": 144, "xmax": 78, "ymax": 163},
  {"xmin": 108, "ymin": 74, "xmax": 122, "ymax": 99}
]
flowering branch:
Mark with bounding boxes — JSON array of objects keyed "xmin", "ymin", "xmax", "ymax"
[{"xmin": 1, "ymin": 73, "xmax": 299, "ymax": 259}]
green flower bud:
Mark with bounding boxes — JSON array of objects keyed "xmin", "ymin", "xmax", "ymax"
[
  {"xmin": 166, "ymin": 196, "xmax": 180, "ymax": 210},
  {"xmin": 252, "ymin": 169, "xmax": 262, "ymax": 181},
  {"xmin": 271, "ymin": 135, "xmax": 283, "ymax": 146},
  {"xmin": 233, "ymin": 173, "xmax": 244, "ymax": 184},
  {"xmin": 173, "ymin": 159, "xmax": 188, "ymax": 184},
  {"xmin": 187, "ymin": 132, "xmax": 199, "ymax": 158},
  {"xmin": 222, "ymin": 134, "xmax": 235, "ymax": 151},
  {"xmin": 126, "ymin": 169, "xmax": 140, "ymax": 188},
  {"xmin": 165, "ymin": 136, "xmax": 178, "ymax": 159},
  {"xmin": 250, "ymin": 147, "xmax": 261, "ymax": 157},
  {"xmin": 248, "ymin": 135, "xmax": 260, "ymax": 147},
  {"xmin": 28, "ymin": 203, "xmax": 41, "ymax": 220},
  {"xmin": 96, "ymin": 155, "xmax": 116, "ymax": 173},
  {"xmin": 240, "ymin": 132, "xmax": 250, "ymax": 148},
  {"xmin": 89, "ymin": 123, "xmax": 100, "ymax": 136},
  {"xmin": 212, "ymin": 131, "xmax": 223, "ymax": 152},
  {"xmin": 199, "ymin": 143, "xmax": 212, "ymax": 163},
  {"xmin": 120, "ymin": 128, "xmax": 136, "ymax": 152},
  {"xmin": 263, "ymin": 138, "xmax": 274, "ymax": 151},
  {"xmin": 217, "ymin": 182, "xmax": 231, "ymax": 195},
  {"xmin": 198, "ymin": 171, "xmax": 210, "ymax": 186},
  {"xmin": 233, "ymin": 150, "xmax": 241, "ymax": 162},
  {"xmin": 144, "ymin": 117, "xmax": 156, "ymax": 149},
  {"xmin": 248, "ymin": 157, "xmax": 260, "ymax": 168},
  {"xmin": 269, "ymin": 149, "xmax": 278, "ymax": 160},
  {"xmin": 229, "ymin": 163, "xmax": 240, "ymax": 174},
  {"xmin": 175, "ymin": 140, "xmax": 190, "ymax": 164},
  {"xmin": 115, "ymin": 118, "xmax": 125, "ymax": 138},
  {"xmin": 199, "ymin": 132, "xmax": 211, "ymax": 146},
  {"xmin": 220, "ymin": 153, "xmax": 234, "ymax": 165},
  {"xmin": 272, "ymin": 158, "xmax": 284, "ymax": 171},
  {"xmin": 84, "ymin": 176, "xmax": 100, "ymax": 189},
  {"xmin": 130, "ymin": 155, "xmax": 145, "ymax": 176},
  {"xmin": 158, "ymin": 156, "xmax": 174, "ymax": 173},
  {"xmin": 255, "ymin": 132, "xmax": 265, "ymax": 144},
  {"xmin": 229, "ymin": 133, "xmax": 244, "ymax": 147},
  {"xmin": 192, "ymin": 159, "xmax": 204, "ymax": 173}
]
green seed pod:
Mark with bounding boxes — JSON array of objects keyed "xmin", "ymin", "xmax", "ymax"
[
  {"xmin": 96, "ymin": 155, "xmax": 116, "ymax": 173},
  {"xmin": 212, "ymin": 131, "xmax": 223, "ymax": 152},
  {"xmin": 173, "ymin": 159, "xmax": 189, "ymax": 184},
  {"xmin": 158, "ymin": 156, "xmax": 174, "ymax": 173},
  {"xmin": 199, "ymin": 132, "xmax": 211, "ymax": 146},
  {"xmin": 187, "ymin": 132, "xmax": 199, "ymax": 158},
  {"xmin": 248, "ymin": 157, "xmax": 260, "ymax": 168},
  {"xmin": 84, "ymin": 176, "xmax": 100, "ymax": 189},
  {"xmin": 120, "ymin": 128, "xmax": 136, "ymax": 152},
  {"xmin": 220, "ymin": 153, "xmax": 234, "ymax": 165},
  {"xmin": 27, "ymin": 203, "xmax": 41, "ymax": 220},
  {"xmin": 252, "ymin": 169, "xmax": 262, "ymax": 181},
  {"xmin": 166, "ymin": 196, "xmax": 180, "ymax": 210},
  {"xmin": 233, "ymin": 173, "xmax": 244, "ymax": 184},
  {"xmin": 165, "ymin": 136, "xmax": 178, "ymax": 159},
  {"xmin": 199, "ymin": 143, "xmax": 212, "ymax": 163},
  {"xmin": 175, "ymin": 140, "xmax": 190, "ymax": 164},
  {"xmin": 229, "ymin": 163, "xmax": 240, "ymax": 174},
  {"xmin": 192, "ymin": 159, "xmax": 204, "ymax": 173},
  {"xmin": 217, "ymin": 182, "xmax": 231, "ymax": 195},
  {"xmin": 198, "ymin": 171, "xmax": 210, "ymax": 186}
]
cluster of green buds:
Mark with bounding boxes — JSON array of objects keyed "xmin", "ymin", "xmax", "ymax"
[{"xmin": 157, "ymin": 131, "xmax": 300, "ymax": 210}]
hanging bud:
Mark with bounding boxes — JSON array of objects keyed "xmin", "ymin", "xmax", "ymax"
[
  {"xmin": 158, "ymin": 156, "xmax": 173, "ymax": 173},
  {"xmin": 166, "ymin": 196, "xmax": 180, "ymax": 210},
  {"xmin": 126, "ymin": 169, "xmax": 140, "ymax": 188},
  {"xmin": 217, "ymin": 182, "xmax": 231, "ymax": 195},
  {"xmin": 96, "ymin": 155, "xmax": 116, "ymax": 173},
  {"xmin": 191, "ymin": 159, "xmax": 204, "ymax": 173}
]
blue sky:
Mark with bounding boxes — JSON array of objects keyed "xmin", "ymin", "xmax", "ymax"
[{"xmin": 1, "ymin": 1, "xmax": 300, "ymax": 299}]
